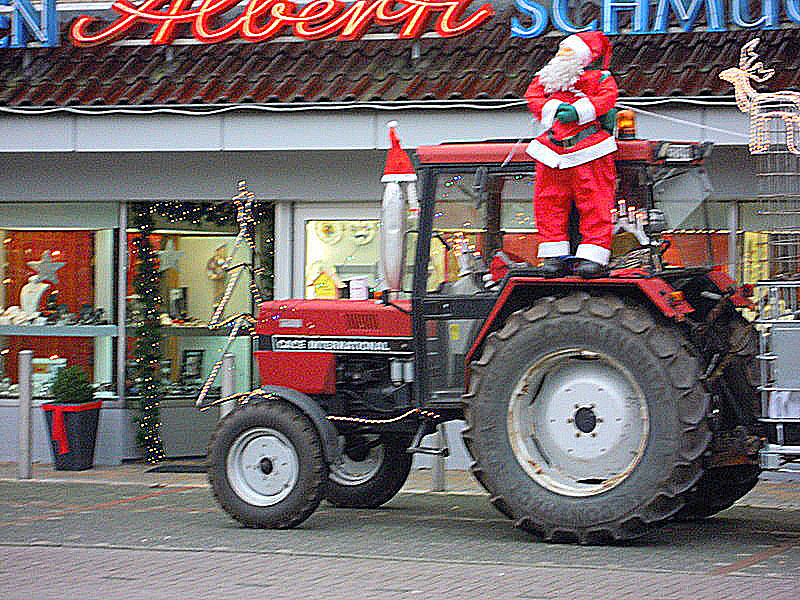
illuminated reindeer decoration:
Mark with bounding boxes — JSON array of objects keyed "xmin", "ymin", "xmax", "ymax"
[{"xmin": 720, "ymin": 38, "xmax": 800, "ymax": 154}]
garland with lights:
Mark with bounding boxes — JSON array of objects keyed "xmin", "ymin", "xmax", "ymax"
[
  {"xmin": 129, "ymin": 195, "xmax": 274, "ymax": 461},
  {"xmin": 130, "ymin": 206, "xmax": 166, "ymax": 463},
  {"xmin": 196, "ymin": 181, "xmax": 267, "ymax": 409}
]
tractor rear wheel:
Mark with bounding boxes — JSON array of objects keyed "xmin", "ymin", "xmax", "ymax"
[
  {"xmin": 462, "ymin": 292, "xmax": 711, "ymax": 543},
  {"xmin": 207, "ymin": 400, "xmax": 327, "ymax": 528},
  {"xmin": 674, "ymin": 464, "xmax": 760, "ymax": 520},
  {"xmin": 326, "ymin": 434, "xmax": 413, "ymax": 508}
]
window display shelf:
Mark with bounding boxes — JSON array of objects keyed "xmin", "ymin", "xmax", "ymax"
[
  {"xmin": 126, "ymin": 325, "xmax": 249, "ymax": 337},
  {"xmin": 0, "ymin": 325, "xmax": 118, "ymax": 337}
]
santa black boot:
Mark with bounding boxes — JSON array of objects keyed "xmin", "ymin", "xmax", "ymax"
[{"xmin": 574, "ymin": 258, "xmax": 605, "ymax": 278}]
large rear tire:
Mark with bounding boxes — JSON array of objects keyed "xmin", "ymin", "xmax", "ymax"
[
  {"xmin": 674, "ymin": 464, "xmax": 760, "ymax": 520},
  {"xmin": 462, "ymin": 292, "xmax": 711, "ymax": 543},
  {"xmin": 676, "ymin": 312, "xmax": 762, "ymax": 519},
  {"xmin": 207, "ymin": 400, "xmax": 328, "ymax": 528},
  {"xmin": 326, "ymin": 434, "xmax": 413, "ymax": 508}
]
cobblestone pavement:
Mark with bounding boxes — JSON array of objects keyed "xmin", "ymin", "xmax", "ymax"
[{"xmin": 1, "ymin": 463, "xmax": 799, "ymax": 599}]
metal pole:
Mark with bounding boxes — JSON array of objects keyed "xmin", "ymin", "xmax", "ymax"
[
  {"xmin": 221, "ymin": 353, "xmax": 236, "ymax": 418},
  {"xmin": 727, "ymin": 201, "xmax": 739, "ymax": 281},
  {"xmin": 117, "ymin": 201, "xmax": 128, "ymax": 403},
  {"xmin": 431, "ymin": 424, "xmax": 446, "ymax": 492},
  {"xmin": 18, "ymin": 350, "xmax": 33, "ymax": 480}
]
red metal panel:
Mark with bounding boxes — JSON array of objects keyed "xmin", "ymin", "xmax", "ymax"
[
  {"xmin": 255, "ymin": 299, "xmax": 411, "ymax": 394},
  {"xmin": 257, "ymin": 299, "xmax": 411, "ymax": 336},
  {"xmin": 256, "ymin": 351, "xmax": 337, "ymax": 394},
  {"xmin": 464, "ymin": 274, "xmax": 694, "ymax": 369},
  {"xmin": 414, "ymin": 140, "xmax": 653, "ymax": 165}
]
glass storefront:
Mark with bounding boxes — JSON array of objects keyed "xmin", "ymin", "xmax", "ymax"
[
  {"xmin": 304, "ymin": 219, "xmax": 381, "ymax": 298},
  {"xmin": 0, "ymin": 202, "xmax": 119, "ymax": 399}
]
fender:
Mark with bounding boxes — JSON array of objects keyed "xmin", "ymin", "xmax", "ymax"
[
  {"xmin": 260, "ymin": 385, "xmax": 342, "ymax": 466},
  {"xmin": 464, "ymin": 271, "xmax": 696, "ymax": 387}
]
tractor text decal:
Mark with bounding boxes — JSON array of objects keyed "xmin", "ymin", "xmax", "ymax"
[{"xmin": 265, "ymin": 335, "xmax": 413, "ymax": 354}]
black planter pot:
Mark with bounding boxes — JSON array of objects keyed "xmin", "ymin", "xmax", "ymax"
[{"xmin": 42, "ymin": 401, "xmax": 101, "ymax": 471}]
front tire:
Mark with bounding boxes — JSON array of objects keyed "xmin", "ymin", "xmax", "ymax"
[
  {"xmin": 207, "ymin": 400, "xmax": 327, "ymax": 528},
  {"xmin": 462, "ymin": 293, "xmax": 711, "ymax": 543},
  {"xmin": 326, "ymin": 434, "xmax": 413, "ymax": 508}
]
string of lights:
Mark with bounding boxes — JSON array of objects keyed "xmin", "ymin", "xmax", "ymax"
[
  {"xmin": 196, "ymin": 181, "xmax": 267, "ymax": 410},
  {"xmin": 130, "ymin": 207, "xmax": 166, "ymax": 464}
]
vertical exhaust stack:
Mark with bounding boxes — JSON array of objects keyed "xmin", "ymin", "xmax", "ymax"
[{"xmin": 380, "ymin": 121, "xmax": 417, "ymax": 293}]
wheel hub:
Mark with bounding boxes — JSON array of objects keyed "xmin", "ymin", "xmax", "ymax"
[
  {"xmin": 573, "ymin": 406, "xmax": 597, "ymax": 433},
  {"xmin": 226, "ymin": 428, "xmax": 299, "ymax": 506},
  {"xmin": 508, "ymin": 349, "xmax": 649, "ymax": 497},
  {"xmin": 259, "ymin": 457, "xmax": 274, "ymax": 475},
  {"xmin": 330, "ymin": 435, "xmax": 385, "ymax": 486}
]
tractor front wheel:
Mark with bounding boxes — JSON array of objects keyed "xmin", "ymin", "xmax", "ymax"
[{"xmin": 207, "ymin": 400, "xmax": 328, "ymax": 528}]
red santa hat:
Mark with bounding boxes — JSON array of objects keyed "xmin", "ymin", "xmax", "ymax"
[
  {"xmin": 560, "ymin": 31, "xmax": 612, "ymax": 70},
  {"xmin": 381, "ymin": 121, "xmax": 417, "ymax": 183}
]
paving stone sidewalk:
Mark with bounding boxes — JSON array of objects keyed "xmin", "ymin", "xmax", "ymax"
[{"xmin": 2, "ymin": 460, "xmax": 800, "ymax": 508}]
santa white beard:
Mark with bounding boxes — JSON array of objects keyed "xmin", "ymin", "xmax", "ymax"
[{"xmin": 537, "ymin": 52, "xmax": 585, "ymax": 94}]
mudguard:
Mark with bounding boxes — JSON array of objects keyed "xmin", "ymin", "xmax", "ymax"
[{"xmin": 260, "ymin": 385, "xmax": 342, "ymax": 466}]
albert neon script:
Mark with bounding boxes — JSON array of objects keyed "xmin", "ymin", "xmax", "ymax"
[{"xmin": 69, "ymin": 0, "xmax": 496, "ymax": 46}]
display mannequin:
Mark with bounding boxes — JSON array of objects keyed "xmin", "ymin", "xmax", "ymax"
[{"xmin": 20, "ymin": 275, "xmax": 50, "ymax": 314}]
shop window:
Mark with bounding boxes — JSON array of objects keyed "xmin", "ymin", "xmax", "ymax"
[
  {"xmin": 305, "ymin": 220, "xmax": 380, "ymax": 298},
  {"xmin": 0, "ymin": 228, "xmax": 115, "ymax": 396},
  {"xmin": 124, "ymin": 200, "xmax": 275, "ymax": 404},
  {"xmin": 126, "ymin": 228, "xmax": 254, "ymax": 399}
]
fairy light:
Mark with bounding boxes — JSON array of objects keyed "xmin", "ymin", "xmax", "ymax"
[
  {"xmin": 721, "ymin": 38, "xmax": 800, "ymax": 155},
  {"xmin": 131, "ymin": 205, "xmax": 166, "ymax": 463},
  {"xmin": 196, "ymin": 181, "xmax": 267, "ymax": 409}
]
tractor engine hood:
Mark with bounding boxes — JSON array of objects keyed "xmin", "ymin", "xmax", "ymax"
[{"xmin": 256, "ymin": 299, "xmax": 412, "ymax": 339}]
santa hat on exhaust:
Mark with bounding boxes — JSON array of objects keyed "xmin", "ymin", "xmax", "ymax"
[
  {"xmin": 382, "ymin": 121, "xmax": 417, "ymax": 183},
  {"xmin": 560, "ymin": 31, "xmax": 612, "ymax": 70}
]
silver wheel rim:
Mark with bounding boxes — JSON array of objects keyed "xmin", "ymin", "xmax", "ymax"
[
  {"xmin": 226, "ymin": 427, "xmax": 299, "ymax": 506},
  {"xmin": 330, "ymin": 435, "xmax": 385, "ymax": 486},
  {"xmin": 508, "ymin": 349, "xmax": 649, "ymax": 497}
]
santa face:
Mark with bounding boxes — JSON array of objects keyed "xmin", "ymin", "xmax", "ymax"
[{"xmin": 536, "ymin": 45, "xmax": 585, "ymax": 94}]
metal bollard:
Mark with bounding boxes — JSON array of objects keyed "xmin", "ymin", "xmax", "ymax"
[
  {"xmin": 18, "ymin": 350, "xmax": 33, "ymax": 479},
  {"xmin": 431, "ymin": 424, "xmax": 446, "ymax": 492},
  {"xmin": 220, "ymin": 353, "xmax": 236, "ymax": 418}
]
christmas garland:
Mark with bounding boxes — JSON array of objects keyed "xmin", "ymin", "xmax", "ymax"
[
  {"xmin": 131, "ymin": 206, "xmax": 165, "ymax": 463},
  {"xmin": 130, "ymin": 199, "xmax": 274, "ymax": 462}
]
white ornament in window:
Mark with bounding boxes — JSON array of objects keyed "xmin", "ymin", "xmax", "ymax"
[
  {"xmin": 314, "ymin": 221, "xmax": 344, "ymax": 245},
  {"xmin": 349, "ymin": 221, "xmax": 377, "ymax": 245},
  {"xmin": 206, "ymin": 244, "xmax": 228, "ymax": 281}
]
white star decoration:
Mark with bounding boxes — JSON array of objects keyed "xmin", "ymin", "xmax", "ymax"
[
  {"xmin": 27, "ymin": 250, "xmax": 66, "ymax": 284},
  {"xmin": 158, "ymin": 239, "xmax": 184, "ymax": 273}
]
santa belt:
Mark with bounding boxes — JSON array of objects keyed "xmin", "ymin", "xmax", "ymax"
[{"xmin": 547, "ymin": 125, "xmax": 600, "ymax": 149}]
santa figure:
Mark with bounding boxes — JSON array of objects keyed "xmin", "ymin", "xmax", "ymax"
[{"xmin": 525, "ymin": 31, "xmax": 618, "ymax": 278}]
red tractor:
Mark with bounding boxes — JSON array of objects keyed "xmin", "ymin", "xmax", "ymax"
[{"xmin": 204, "ymin": 125, "xmax": 767, "ymax": 543}]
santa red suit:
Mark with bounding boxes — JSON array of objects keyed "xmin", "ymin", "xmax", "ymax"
[{"xmin": 525, "ymin": 32, "xmax": 618, "ymax": 271}]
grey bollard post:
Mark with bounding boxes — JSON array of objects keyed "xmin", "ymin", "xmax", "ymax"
[
  {"xmin": 431, "ymin": 424, "xmax": 446, "ymax": 492},
  {"xmin": 220, "ymin": 353, "xmax": 236, "ymax": 418},
  {"xmin": 18, "ymin": 350, "xmax": 33, "ymax": 479}
]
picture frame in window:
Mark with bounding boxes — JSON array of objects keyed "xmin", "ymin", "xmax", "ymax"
[{"xmin": 180, "ymin": 349, "xmax": 204, "ymax": 383}]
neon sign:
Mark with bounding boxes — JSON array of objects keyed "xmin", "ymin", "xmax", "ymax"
[
  {"xmin": 3, "ymin": 0, "xmax": 800, "ymax": 48},
  {"xmin": 511, "ymin": 0, "xmax": 798, "ymax": 36},
  {"xmin": 69, "ymin": 0, "xmax": 495, "ymax": 46},
  {"xmin": 0, "ymin": 0, "xmax": 58, "ymax": 47}
]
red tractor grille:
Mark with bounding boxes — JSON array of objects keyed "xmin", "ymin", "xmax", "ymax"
[{"xmin": 344, "ymin": 313, "xmax": 380, "ymax": 330}]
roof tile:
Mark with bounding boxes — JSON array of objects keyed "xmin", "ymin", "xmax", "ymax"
[{"xmin": 2, "ymin": 9, "xmax": 800, "ymax": 109}]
